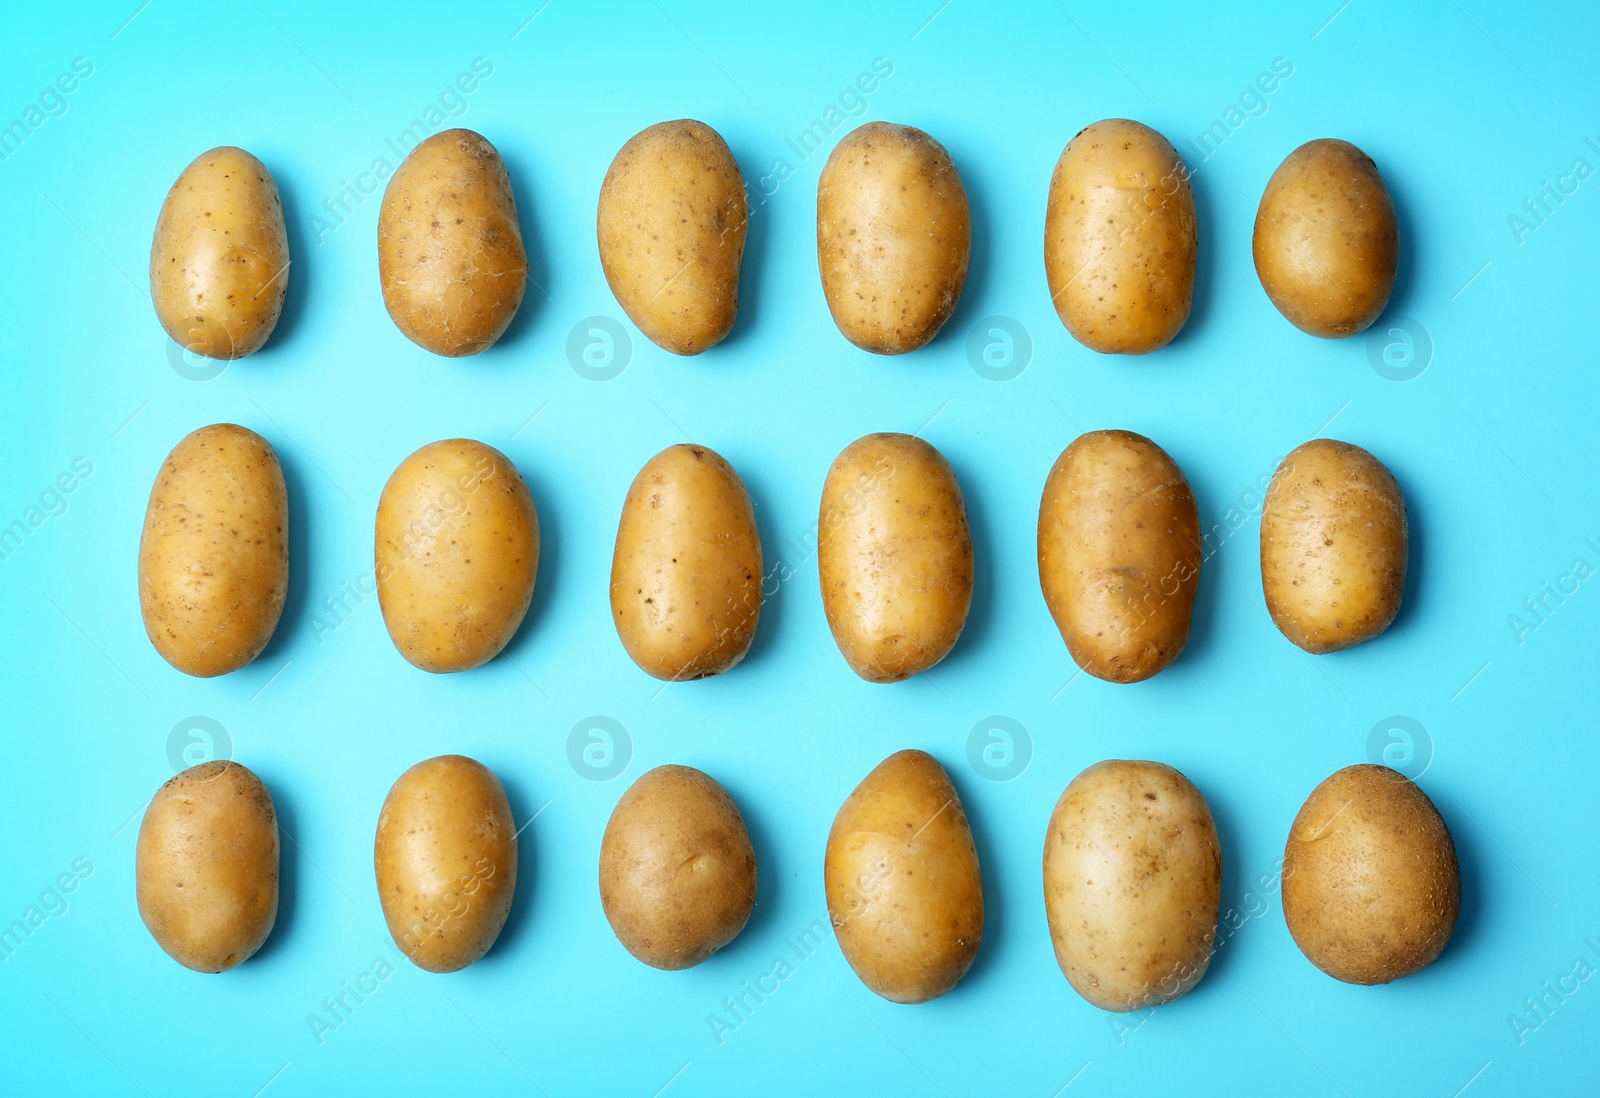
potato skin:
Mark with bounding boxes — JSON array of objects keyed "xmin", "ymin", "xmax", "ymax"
[
  {"xmin": 1044, "ymin": 760, "xmax": 1221, "ymax": 1011},
  {"xmin": 378, "ymin": 128, "xmax": 528, "ymax": 356},
  {"xmin": 599, "ymin": 765, "xmax": 757, "ymax": 970},
  {"xmin": 136, "ymin": 761, "xmax": 279, "ymax": 973},
  {"xmin": 598, "ymin": 120, "xmax": 747, "ymax": 355},
  {"xmin": 375, "ymin": 755, "xmax": 518, "ymax": 973},
  {"xmin": 1261, "ymin": 438, "xmax": 1407, "ymax": 654},
  {"xmin": 1253, "ymin": 138, "xmax": 1399, "ymax": 337},
  {"xmin": 610, "ymin": 444, "xmax": 762, "ymax": 680},
  {"xmin": 1283, "ymin": 764, "xmax": 1459, "ymax": 984},
  {"xmin": 1038, "ymin": 429, "xmax": 1201, "ymax": 683},
  {"xmin": 824, "ymin": 749, "xmax": 983, "ymax": 1004},
  {"xmin": 138, "ymin": 423, "xmax": 288, "ymax": 677},
  {"xmin": 150, "ymin": 146, "xmax": 289, "ymax": 359},
  {"xmin": 817, "ymin": 122, "xmax": 971, "ymax": 354},
  {"xmin": 1045, "ymin": 119, "xmax": 1196, "ymax": 354},
  {"xmin": 375, "ymin": 439, "xmax": 539, "ymax": 673}
]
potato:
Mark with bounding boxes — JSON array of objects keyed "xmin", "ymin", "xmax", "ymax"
[
  {"xmin": 824, "ymin": 749, "xmax": 983, "ymax": 1003},
  {"xmin": 1260, "ymin": 438, "xmax": 1407, "ymax": 653},
  {"xmin": 597, "ymin": 120, "xmax": 748, "ymax": 355},
  {"xmin": 1253, "ymin": 138, "xmax": 1399, "ymax": 337},
  {"xmin": 138, "ymin": 423, "xmax": 288, "ymax": 677},
  {"xmin": 150, "ymin": 146, "xmax": 289, "ymax": 359},
  {"xmin": 1043, "ymin": 760, "xmax": 1221, "ymax": 1011},
  {"xmin": 378, "ymin": 128, "xmax": 528, "ymax": 356},
  {"xmin": 817, "ymin": 122, "xmax": 970, "ymax": 354},
  {"xmin": 136, "ymin": 761, "xmax": 279, "ymax": 973},
  {"xmin": 610, "ymin": 444, "xmax": 762, "ymax": 680},
  {"xmin": 374, "ymin": 755, "xmax": 517, "ymax": 973},
  {"xmin": 1283, "ymin": 764, "xmax": 1459, "ymax": 984},
  {"xmin": 375, "ymin": 439, "xmax": 539, "ymax": 673},
  {"xmin": 599, "ymin": 765, "xmax": 757, "ymax": 969},
  {"xmin": 1045, "ymin": 119, "xmax": 1196, "ymax": 354},
  {"xmin": 817, "ymin": 433, "xmax": 972, "ymax": 681},
  {"xmin": 1038, "ymin": 429, "xmax": 1201, "ymax": 683}
]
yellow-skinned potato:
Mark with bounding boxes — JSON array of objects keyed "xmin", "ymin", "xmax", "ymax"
[
  {"xmin": 817, "ymin": 122, "xmax": 971, "ymax": 354},
  {"xmin": 1038, "ymin": 430, "xmax": 1201, "ymax": 683},
  {"xmin": 1253, "ymin": 139, "xmax": 1399, "ymax": 337},
  {"xmin": 1283, "ymin": 764, "xmax": 1459, "ymax": 984},
  {"xmin": 378, "ymin": 128, "xmax": 528, "ymax": 356},
  {"xmin": 375, "ymin": 439, "xmax": 539, "ymax": 673},
  {"xmin": 375, "ymin": 755, "xmax": 518, "ymax": 973},
  {"xmin": 818, "ymin": 433, "xmax": 972, "ymax": 681},
  {"xmin": 137, "ymin": 761, "xmax": 279, "ymax": 973},
  {"xmin": 597, "ymin": 120, "xmax": 748, "ymax": 355},
  {"xmin": 825, "ymin": 750, "xmax": 983, "ymax": 1004},
  {"xmin": 139, "ymin": 423, "xmax": 288, "ymax": 677},
  {"xmin": 610, "ymin": 444, "xmax": 762, "ymax": 680},
  {"xmin": 1261, "ymin": 438, "xmax": 1407, "ymax": 654},
  {"xmin": 150, "ymin": 146, "xmax": 289, "ymax": 359},
  {"xmin": 599, "ymin": 765, "xmax": 757, "ymax": 970},
  {"xmin": 1045, "ymin": 119, "xmax": 1196, "ymax": 354}
]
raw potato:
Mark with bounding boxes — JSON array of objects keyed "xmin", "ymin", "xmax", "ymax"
[
  {"xmin": 599, "ymin": 765, "xmax": 757, "ymax": 970},
  {"xmin": 817, "ymin": 122, "xmax": 971, "ymax": 354},
  {"xmin": 139, "ymin": 423, "xmax": 288, "ymax": 677},
  {"xmin": 1283, "ymin": 764, "xmax": 1459, "ymax": 984},
  {"xmin": 136, "ymin": 761, "xmax": 279, "ymax": 973},
  {"xmin": 375, "ymin": 755, "xmax": 518, "ymax": 973},
  {"xmin": 150, "ymin": 146, "xmax": 289, "ymax": 359},
  {"xmin": 598, "ymin": 120, "xmax": 748, "ymax": 355},
  {"xmin": 378, "ymin": 128, "xmax": 528, "ymax": 356},
  {"xmin": 1253, "ymin": 138, "xmax": 1399, "ymax": 337},
  {"xmin": 1045, "ymin": 119, "xmax": 1197, "ymax": 354},
  {"xmin": 610, "ymin": 444, "xmax": 762, "ymax": 680},
  {"xmin": 1260, "ymin": 438, "xmax": 1407, "ymax": 653},
  {"xmin": 1038, "ymin": 430, "xmax": 1201, "ymax": 683},
  {"xmin": 824, "ymin": 749, "xmax": 983, "ymax": 1004},
  {"xmin": 818, "ymin": 433, "xmax": 973, "ymax": 681},
  {"xmin": 1043, "ymin": 760, "xmax": 1221, "ymax": 1011}
]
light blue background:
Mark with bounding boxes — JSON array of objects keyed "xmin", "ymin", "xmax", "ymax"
[{"xmin": 1, "ymin": 1, "xmax": 1595, "ymax": 1094}]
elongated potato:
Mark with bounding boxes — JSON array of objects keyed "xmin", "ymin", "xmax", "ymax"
[
  {"xmin": 150, "ymin": 146, "xmax": 289, "ymax": 359},
  {"xmin": 1260, "ymin": 438, "xmax": 1407, "ymax": 653},
  {"xmin": 610, "ymin": 444, "xmax": 762, "ymax": 679},
  {"xmin": 598, "ymin": 120, "xmax": 748, "ymax": 355},
  {"xmin": 375, "ymin": 439, "xmax": 539, "ymax": 673},
  {"xmin": 1038, "ymin": 430, "xmax": 1201, "ymax": 683},
  {"xmin": 378, "ymin": 128, "xmax": 528, "ymax": 356},
  {"xmin": 139, "ymin": 423, "xmax": 288, "ymax": 677},
  {"xmin": 817, "ymin": 122, "xmax": 971, "ymax": 354},
  {"xmin": 1045, "ymin": 119, "xmax": 1196, "ymax": 354}
]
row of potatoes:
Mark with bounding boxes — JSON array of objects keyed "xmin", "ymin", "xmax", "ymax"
[
  {"xmin": 150, "ymin": 119, "xmax": 1399, "ymax": 362},
  {"xmin": 138, "ymin": 749, "xmax": 1459, "ymax": 1003}
]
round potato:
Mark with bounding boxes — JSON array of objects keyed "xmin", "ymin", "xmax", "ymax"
[
  {"xmin": 818, "ymin": 433, "xmax": 972, "ymax": 681},
  {"xmin": 1043, "ymin": 760, "xmax": 1221, "ymax": 1011},
  {"xmin": 610, "ymin": 444, "xmax": 762, "ymax": 680},
  {"xmin": 150, "ymin": 146, "xmax": 289, "ymax": 359},
  {"xmin": 1283, "ymin": 764, "xmax": 1459, "ymax": 984},
  {"xmin": 1038, "ymin": 429, "xmax": 1201, "ymax": 683},
  {"xmin": 375, "ymin": 439, "xmax": 539, "ymax": 673},
  {"xmin": 1261, "ymin": 438, "xmax": 1407, "ymax": 653},
  {"xmin": 599, "ymin": 765, "xmax": 757, "ymax": 970},
  {"xmin": 598, "ymin": 120, "xmax": 747, "ymax": 355},
  {"xmin": 378, "ymin": 128, "xmax": 528, "ymax": 356},
  {"xmin": 1253, "ymin": 138, "xmax": 1399, "ymax": 337},
  {"xmin": 817, "ymin": 122, "xmax": 970, "ymax": 354},
  {"xmin": 1045, "ymin": 119, "xmax": 1196, "ymax": 354},
  {"xmin": 139, "ymin": 423, "xmax": 288, "ymax": 677},
  {"xmin": 825, "ymin": 749, "xmax": 983, "ymax": 1004},
  {"xmin": 136, "ymin": 761, "xmax": 279, "ymax": 973},
  {"xmin": 375, "ymin": 755, "xmax": 518, "ymax": 973}
]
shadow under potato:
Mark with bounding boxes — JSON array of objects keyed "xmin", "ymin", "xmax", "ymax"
[
  {"xmin": 482, "ymin": 148, "xmax": 552, "ymax": 354},
  {"xmin": 476, "ymin": 765, "xmax": 545, "ymax": 968},
  {"xmin": 251, "ymin": 770, "xmax": 301, "ymax": 965},
  {"xmin": 254, "ymin": 447, "xmax": 311, "ymax": 667}
]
